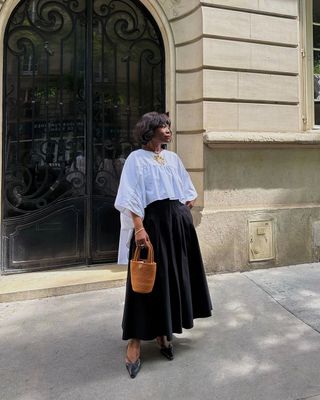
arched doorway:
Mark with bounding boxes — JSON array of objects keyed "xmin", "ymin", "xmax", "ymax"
[{"xmin": 2, "ymin": 0, "xmax": 165, "ymax": 272}]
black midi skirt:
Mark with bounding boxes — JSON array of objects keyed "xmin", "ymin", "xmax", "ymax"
[{"xmin": 122, "ymin": 199, "xmax": 212, "ymax": 341}]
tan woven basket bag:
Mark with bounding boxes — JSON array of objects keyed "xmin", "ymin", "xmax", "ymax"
[{"xmin": 130, "ymin": 242, "xmax": 157, "ymax": 294}]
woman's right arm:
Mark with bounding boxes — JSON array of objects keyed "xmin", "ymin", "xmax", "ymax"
[{"xmin": 131, "ymin": 211, "xmax": 149, "ymax": 247}]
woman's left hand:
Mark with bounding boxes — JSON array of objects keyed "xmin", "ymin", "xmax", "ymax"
[{"xmin": 186, "ymin": 200, "xmax": 196, "ymax": 209}]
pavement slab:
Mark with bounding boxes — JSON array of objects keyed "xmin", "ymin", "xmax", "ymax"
[
  {"xmin": 244, "ymin": 263, "xmax": 320, "ymax": 333},
  {"xmin": 1, "ymin": 265, "xmax": 320, "ymax": 400}
]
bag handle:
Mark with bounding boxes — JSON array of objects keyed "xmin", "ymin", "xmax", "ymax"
[{"xmin": 132, "ymin": 241, "xmax": 154, "ymax": 263}]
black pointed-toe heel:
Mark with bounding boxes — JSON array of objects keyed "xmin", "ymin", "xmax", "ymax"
[
  {"xmin": 160, "ymin": 344, "xmax": 174, "ymax": 361},
  {"xmin": 156, "ymin": 337, "xmax": 174, "ymax": 361},
  {"xmin": 125, "ymin": 341, "xmax": 141, "ymax": 378},
  {"xmin": 125, "ymin": 358, "xmax": 141, "ymax": 379}
]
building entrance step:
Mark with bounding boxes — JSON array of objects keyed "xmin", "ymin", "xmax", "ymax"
[{"xmin": 0, "ymin": 264, "xmax": 127, "ymax": 303}]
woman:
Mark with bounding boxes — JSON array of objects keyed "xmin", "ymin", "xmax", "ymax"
[{"xmin": 115, "ymin": 112, "xmax": 212, "ymax": 378}]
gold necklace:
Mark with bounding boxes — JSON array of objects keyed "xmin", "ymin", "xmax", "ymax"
[{"xmin": 153, "ymin": 150, "xmax": 166, "ymax": 165}]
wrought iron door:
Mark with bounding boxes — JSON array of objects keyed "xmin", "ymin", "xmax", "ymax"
[{"xmin": 2, "ymin": 0, "xmax": 165, "ymax": 272}]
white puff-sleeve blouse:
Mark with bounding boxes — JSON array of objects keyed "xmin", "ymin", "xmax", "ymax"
[
  {"xmin": 114, "ymin": 149, "xmax": 197, "ymax": 263},
  {"xmin": 115, "ymin": 149, "xmax": 197, "ymax": 218}
]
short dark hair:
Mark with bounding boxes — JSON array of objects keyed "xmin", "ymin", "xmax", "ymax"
[{"xmin": 134, "ymin": 112, "xmax": 171, "ymax": 145}]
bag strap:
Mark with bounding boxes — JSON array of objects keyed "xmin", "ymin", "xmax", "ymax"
[{"xmin": 132, "ymin": 241, "xmax": 154, "ymax": 263}]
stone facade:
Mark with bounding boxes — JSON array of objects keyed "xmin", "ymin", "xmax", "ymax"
[
  {"xmin": 0, "ymin": 0, "xmax": 319, "ymax": 272},
  {"xmin": 159, "ymin": 0, "xmax": 320, "ymax": 272}
]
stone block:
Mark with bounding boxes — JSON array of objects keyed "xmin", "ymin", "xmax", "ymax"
[
  {"xmin": 239, "ymin": 103, "xmax": 300, "ymax": 131},
  {"xmin": 203, "ymin": 38, "xmax": 250, "ymax": 70},
  {"xmin": 250, "ymin": 42, "xmax": 298, "ymax": 73},
  {"xmin": 176, "ymin": 40, "xmax": 203, "ymax": 70},
  {"xmin": 177, "ymin": 71, "xmax": 202, "ymax": 101},
  {"xmin": 189, "ymin": 170, "xmax": 204, "ymax": 206},
  {"xmin": 203, "ymin": 38, "xmax": 299, "ymax": 74},
  {"xmin": 202, "ymin": 0, "xmax": 298, "ymax": 16},
  {"xmin": 203, "ymin": 7, "xmax": 297, "ymax": 45},
  {"xmin": 157, "ymin": 0, "xmax": 199, "ymax": 20},
  {"xmin": 258, "ymin": 0, "xmax": 298, "ymax": 16},
  {"xmin": 203, "ymin": 70, "xmax": 299, "ymax": 103},
  {"xmin": 203, "ymin": 7, "xmax": 251, "ymax": 39},
  {"xmin": 203, "ymin": 70, "xmax": 238, "ymax": 99},
  {"xmin": 202, "ymin": 0, "xmax": 259, "ymax": 11},
  {"xmin": 204, "ymin": 102, "xmax": 238, "ymax": 131},
  {"xmin": 238, "ymin": 73, "xmax": 299, "ymax": 103},
  {"xmin": 176, "ymin": 133, "xmax": 203, "ymax": 169},
  {"xmin": 177, "ymin": 102, "xmax": 203, "ymax": 131},
  {"xmin": 171, "ymin": 6, "xmax": 202, "ymax": 45},
  {"xmin": 204, "ymin": 147, "xmax": 320, "ymax": 210},
  {"xmin": 196, "ymin": 206, "xmax": 317, "ymax": 272},
  {"xmin": 251, "ymin": 13, "xmax": 298, "ymax": 45}
]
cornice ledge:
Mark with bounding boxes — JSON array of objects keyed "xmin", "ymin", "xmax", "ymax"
[{"xmin": 204, "ymin": 131, "xmax": 320, "ymax": 148}]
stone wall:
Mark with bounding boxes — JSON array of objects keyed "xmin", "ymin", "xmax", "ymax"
[
  {"xmin": 195, "ymin": 0, "xmax": 320, "ymax": 272},
  {"xmin": 1, "ymin": 0, "xmax": 319, "ymax": 272}
]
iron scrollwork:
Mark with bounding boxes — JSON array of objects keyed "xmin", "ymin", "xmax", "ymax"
[{"xmin": 4, "ymin": 0, "xmax": 164, "ymax": 217}]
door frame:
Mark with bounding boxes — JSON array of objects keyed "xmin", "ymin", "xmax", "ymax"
[{"xmin": 0, "ymin": 0, "xmax": 176, "ymax": 273}]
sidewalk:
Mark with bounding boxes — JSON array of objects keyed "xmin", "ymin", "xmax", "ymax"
[
  {"xmin": 1, "ymin": 263, "xmax": 320, "ymax": 400},
  {"xmin": 0, "ymin": 264, "xmax": 127, "ymax": 302}
]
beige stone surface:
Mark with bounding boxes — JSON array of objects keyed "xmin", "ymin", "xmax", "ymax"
[
  {"xmin": 238, "ymin": 73, "xmax": 298, "ymax": 103},
  {"xmin": 157, "ymin": 0, "xmax": 199, "ymax": 20},
  {"xmin": 203, "ymin": 7, "xmax": 297, "ymax": 45},
  {"xmin": 251, "ymin": 13, "xmax": 298, "ymax": 45},
  {"xmin": 203, "ymin": 38, "xmax": 299, "ymax": 74},
  {"xmin": 200, "ymin": 142, "xmax": 320, "ymax": 272},
  {"xmin": 203, "ymin": 69, "xmax": 238, "ymax": 99},
  {"xmin": 176, "ymin": 132, "xmax": 203, "ymax": 169},
  {"xmin": 204, "ymin": 38, "xmax": 250, "ymax": 70},
  {"xmin": 204, "ymin": 148, "xmax": 320, "ymax": 209},
  {"xmin": 177, "ymin": 71, "xmax": 202, "ymax": 101},
  {"xmin": 189, "ymin": 170, "xmax": 204, "ymax": 206},
  {"xmin": 0, "ymin": 264, "xmax": 127, "ymax": 302},
  {"xmin": 171, "ymin": 6, "xmax": 202, "ymax": 45},
  {"xmin": 239, "ymin": 104, "xmax": 300, "ymax": 132},
  {"xmin": 202, "ymin": 0, "xmax": 259, "ymax": 11},
  {"xmin": 250, "ymin": 42, "xmax": 298, "ymax": 73},
  {"xmin": 204, "ymin": 131, "xmax": 320, "ymax": 146},
  {"xmin": 203, "ymin": 7, "xmax": 251, "ymax": 39},
  {"xmin": 176, "ymin": 102, "xmax": 203, "ymax": 131},
  {"xmin": 204, "ymin": 102, "xmax": 238, "ymax": 131},
  {"xmin": 196, "ymin": 206, "xmax": 318, "ymax": 273},
  {"xmin": 258, "ymin": 0, "xmax": 298, "ymax": 16},
  {"xmin": 204, "ymin": 102, "xmax": 300, "ymax": 132},
  {"xmin": 202, "ymin": 0, "xmax": 298, "ymax": 16},
  {"xmin": 176, "ymin": 40, "xmax": 203, "ymax": 70},
  {"xmin": 203, "ymin": 70, "xmax": 299, "ymax": 102}
]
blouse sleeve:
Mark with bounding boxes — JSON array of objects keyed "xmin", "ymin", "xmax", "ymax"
[
  {"xmin": 114, "ymin": 152, "xmax": 146, "ymax": 219},
  {"xmin": 176, "ymin": 154, "xmax": 198, "ymax": 202}
]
